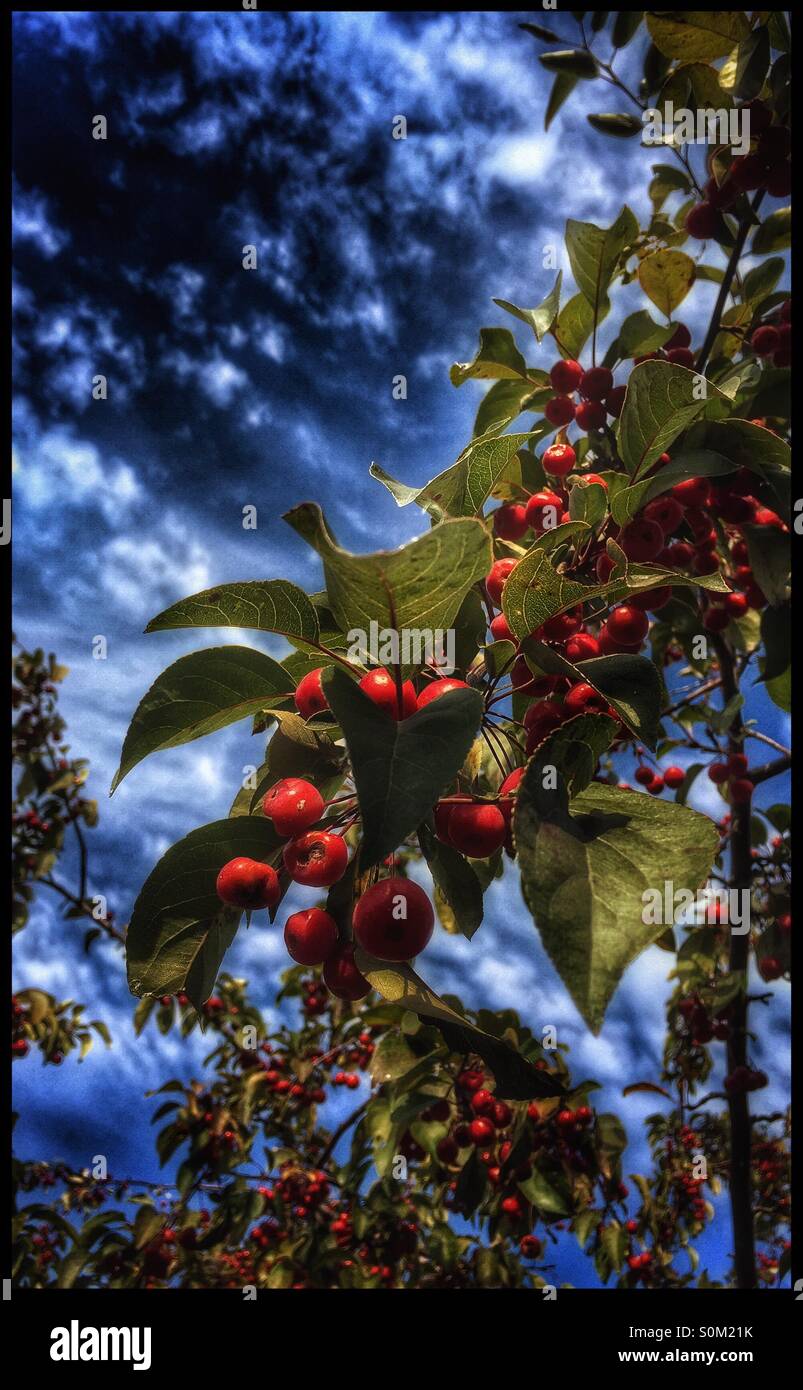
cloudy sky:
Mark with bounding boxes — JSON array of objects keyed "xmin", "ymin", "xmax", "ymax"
[{"xmin": 12, "ymin": 10, "xmax": 789, "ymax": 1287}]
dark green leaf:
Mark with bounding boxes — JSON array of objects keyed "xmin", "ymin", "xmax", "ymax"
[{"xmin": 323, "ymin": 667, "xmax": 483, "ymax": 868}]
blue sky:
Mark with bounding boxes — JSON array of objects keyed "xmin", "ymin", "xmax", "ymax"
[{"xmin": 12, "ymin": 10, "xmax": 790, "ymax": 1286}]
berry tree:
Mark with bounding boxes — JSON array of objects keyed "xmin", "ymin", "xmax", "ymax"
[{"xmin": 13, "ymin": 11, "xmax": 790, "ymax": 1291}]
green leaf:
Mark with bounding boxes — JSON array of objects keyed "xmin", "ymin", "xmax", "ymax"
[
  {"xmin": 611, "ymin": 11, "xmax": 643, "ymax": 48},
  {"xmin": 518, "ymin": 1168, "xmax": 571, "ymax": 1216},
  {"xmin": 539, "ymin": 48, "xmax": 598, "ymax": 78},
  {"xmin": 554, "ymin": 292, "xmax": 602, "ymax": 359},
  {"xmin": 523, "ymin": 639, "xmax": 664, "ymax": 748},
  {"xmin": 502, "ymin": 538, "xmax": 728, "ymax": 641},
  {"xmin": 693, "ymin": 418, "xmax": 790, "ymax": 521},
  {"xmin": 638, "ymin": 249, "xmax": 696, "ymax": 318},
  {"xmin": 515, "ymin": 779, "xmax": 719, "ymax": 1032},
  {"xmin": 353, "ymin": 950, "xmax": 566, "ymax": 1100},
  {"xmin": 418, "ymin": 823, "xmax": 484, "ymax": 940},
  {"xmin": 322, "ymin": 667, "xmax": 483, "ymax": 869},
  {"xmin": 133, "ymin": 1205, "xmax": 164, "ymax": 1249},
  {"xmin": 742, "ymin": 523, "xmax": 790, "ymax": 607},
  {"xmin": 648, "ymin": 163, "xmax": 691, "ymax": 211},
  {"xmin": 616, "ymin": 360, "xmax": 728, "ymax": 479},
  {"xmin": 734, "ymin": 25, "xmax": 770, "ymax": 102},
  {"xmin": 587, "ymin": 112, "xmax": 643, "ymax": 137},
  {"xmin": 111, "ymin": 646, "xmax": 294, "ymax": 792},
  {"xmin": 126, "ymin": 817, "xmax": 283, "ymax": 1005},
  {"xmin": 472, "ymin": 380, "xmax": 543, "ymax": 438},
  {"xmin": 759, "ymin": 601, "xmax": 790, "ymax": 683},
  {"xmin": 752, "ymin": 207, "xmax": 791, "ymax": 255},
  {"xmin": 284, "ymin": 503, "xmax": 491, "ymax": 671},
  {"xmin": 511, "ymin": 713, "xmax": 619, "ymax": 811},
  {"xmin": 610, "ymin": 449, "xmax": 735, "ymax": 526},
  {"xmin": 646, "ymin": 12, "xmax": 749, "ymax": 62},
  {"xmin": 370, "ymin": 431, "xmax": 540, "ymax": 521},
  {"xmin": 613, "ymin": 309, "xmax": 676, "ymax": 360},
  {"xmin": 369, "ymin": 1031, "xmax": 425, "ymax": 1084},
  {"xmin": 545, "ymin": 72, "xmax": 579, "ymax": 130},
  {"xmin": 565, "ymin": 206, "xmax": 638, "ymax": 323},
  {"xmin": 494, "ymin": 271, "xmax": 562, "ymax": 343},
  {"xmin": 519, "ymin": 21, "xmax": 562, "ymax": 42},
  {"xmin": 450, "ymin": 328, "xmax": 529, "ymax": 385},
  {"xmin": 145, "ymin": 579, "xmax": 319, "ymax": 648}
]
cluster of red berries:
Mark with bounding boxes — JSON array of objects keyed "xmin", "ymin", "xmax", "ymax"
[
  {"xmin": 751, "ymin": 298, "xmax": 791, "ymax": 370},
  {"xmin": 11, "ymin": 995, "xmax": 30, "ymax": 1058},
  {"xmin": 634, "ymin": 760, "xmax": 686, "ymax": 797},
  {"xmin": 541, "ymin": 359, "xmax": 624, "ymax": 432},
  {"xmin": 707, "ymin": 751, "xmax": 754, "ymax": 808},
  {"xmin": 294, "ymin": 663, "xmax": 470, "ymax": 722},
  {"xmin": 677, "ymin": 995, "xmax": 731, "ymax": 1046},
  {"xmin": 724, "ymin": 1064, "xmax": 768, "ymax": 1095},
  {"xmin": 685, "ymin": 100, "xmax": 791, "ymax": 241}
]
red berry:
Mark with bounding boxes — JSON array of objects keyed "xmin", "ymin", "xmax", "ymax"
[
  {"xmin": 471, "ymin": 1088, "xmax": 495, "ymax": 1117},
  {"xmin": 759, "ymin": 956, "xmax": 783, "ymax": 981},
  {"xmin": 489, "ymin": 613, "xmax": 514, "ymax": 643},
  {"xmin": 643, "ymin": 496, "xmax": 684, "ymax": 536},
  {"xmin": 664, "ymin": 323, "xmax": 691, "ymax": 350},
  {"xmin": 416, "ymin": 678, "xmax": 471, "ymax": 710},
  {"xmin": 730, "ymin": 777, "xmax": 754, "ymax": 806},
  {"xmin": 629, "ymin": 585, "xmax": 671, "ymax": 612},
  {"xmin": 564, "ymin": 682, "xmax": 611, "ymax": 716},
  {"xmin": 703, "ymin": 603, "xmax": 730, "ymax": 632},
  {"xmin": 685, "ymin": 202, "xmax": 719, "ymax": 239},
  {"xmin": 359, "ymin": 668, "xmax": 417, "ymax": 719},
  {"xmin": 606, "ymin": 604, "xmax": 649, "ymax": 646},
  {"xmin": 294, "ymin": 668, "xmax": 329, "ymax": 718},
  {"xmin": 619, "ymin": 519, "xmax": 664, "ymax": 562},
  {"xmin": 323, "ymin": 942, "xmax": 371, "ymax": 1001},
  {"xmin": 671, "ymin": 477, "xmax": 711, "ymax": 509},
  {"xmin": 523, "ymin": 699, "xmax": 566, "ymax": 751},
  {"xmin": 541, "ymin": 607, "xmax": 582, "ymax": 642},
  {"xmin": 565, "ymin": 631, "xmax": 600, "ymax": 662},
  {"xmin": 283, "ymin": 907, "xmax": 339, "ymax": 966},
  {"xmin": 708, "ymin": 762, "xmax": 729, "ymax": 785},
  {"xmin": 663, "ymin": 766, "xmax": 685, "ymax": 789},
  {"xmin": 575, "ymin": 400, "xmax": 607, "ymax": 431},
  {"xmin": 525, "ymin": 489, "xmax": 563, "ymax": 534},
  {"xmin": 470, "ymin": 1117, "xmax": 495, "ymax": 1145},
  {"xmin": 352, "ymin": 877, "xmax": 434, "ymax": 961},
  {"xmin": 664, "ymin": 541, "xmax": 695, "ymax": 569},
  {"xmin": 542, "ymin": 443, "xmax": 577, "ymax": 477},
  {"xmin": 604, "ymin": 385, "xmax": 627, "ymax": 418},
  {"xmin": 283, "ymin": 830, "xmax": 349, "ymax": 887},
  {"xmin": 436, "ymin": 1136, "xmax": 459, "ymax": 1165},
  {"xmin": 544, "ymin": 395, "xmax": 576, "ymax": 426},
  {"xmin": 262, "ymin": 777, "xmax": 324, "ymax": 837},
  {"xmin": 493, "ymin": 1101, "xmax": 513, "ymax": 1129},
  {"xmin": 486, "ymin": 558, "xmax": 518, "ymax": 607},
  {"xmin": 579, "ymin": 366, "xmax": 613, "ymax": 401},
  {"xmin": 216, "ymin": 857, "xmax": 280, "ymax": 910},
  {"xmin": 751, "ymin": 325, "xmax": 780, "ymax": 357},
  {"xmin": 635, "ymin": 766, "xmax": 654, "ymax": 786},
  {"xmin": 666, "ymin": 347, "xmax": 695, "ymax": 368},
  {"xmin": 447, "ymin": 801, "xmax": 507, "ymax": 858},
  {"xmin": 520, "ymin": 1234, "xmax": 542, "ymax": 1258},
  {"xmin": 549, "ymin": 358, "xmax": 583, "ymax": 394},
  {"xmin": 493, "ymin": 503, "xmax": 529, "ymax": 541},
  {"xmin": 501, "ymin": 1195, "xmax": 523, "ymax": 1218},
  {"xmin": 648, "ymin": 775, "xmax": 664, "ymax": 795}
]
